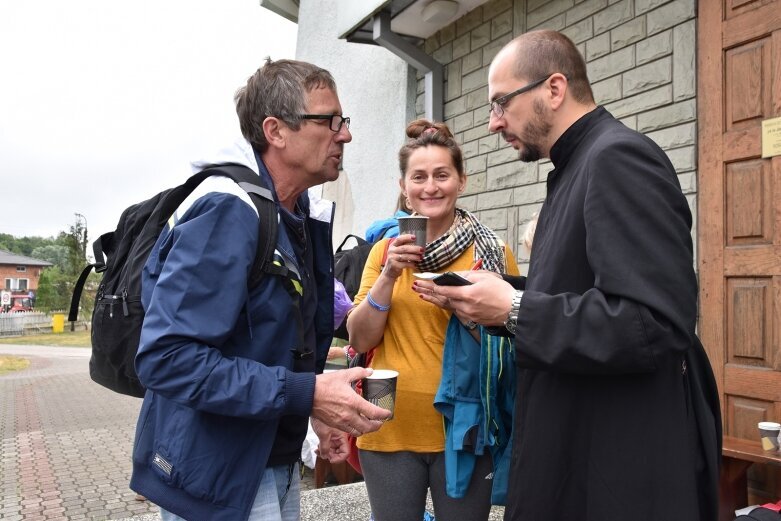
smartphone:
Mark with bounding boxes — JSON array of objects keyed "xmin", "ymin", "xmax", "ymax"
[{"xmin": 433, "ymin": 272, "xmax": 472, "ymax": 286}]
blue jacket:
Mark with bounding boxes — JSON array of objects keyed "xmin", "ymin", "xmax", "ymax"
[
  {"xmin": 129, "ymin": 145, "xmax": 334, "ymax": 521},
  {"xmin": 434, "ymin": 317, "xmax": 515, "ymax": 505}
]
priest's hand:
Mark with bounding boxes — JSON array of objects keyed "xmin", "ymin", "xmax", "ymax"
[{"xmin": 412, "ymin": 271, "xmax": 515, "ymax": 327}]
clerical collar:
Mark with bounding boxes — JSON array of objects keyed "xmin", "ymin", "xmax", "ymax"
[{"xmin": 549, "ymin": 106, "xmax": 607, "ymax": 170}]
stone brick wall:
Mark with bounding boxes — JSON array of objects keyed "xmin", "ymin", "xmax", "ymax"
[{"xmin": 417, "ymin": 0, "xmax": 697, "ymax": 271}]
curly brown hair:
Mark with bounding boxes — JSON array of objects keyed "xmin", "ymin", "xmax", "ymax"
[{"xmin": 398, "ymin": 119, "xmax": 465, "ymax": 178}]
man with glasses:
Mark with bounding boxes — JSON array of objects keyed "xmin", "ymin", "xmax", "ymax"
[
  {"xmin": 415, "ymin": 30, "xmax": 720, "ymax": 521},
  {"xmin": 129, "ymin": 58, "xmax": 390, "ymax": 521}
]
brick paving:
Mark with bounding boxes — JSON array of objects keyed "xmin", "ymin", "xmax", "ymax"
[{"xmin": 0, "ymin": 345, "xmax": 321, "ymax": 521}]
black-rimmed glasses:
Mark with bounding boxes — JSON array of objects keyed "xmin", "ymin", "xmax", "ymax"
[
  {"xmin": 489, "ymin": 76, "xmax": 550, "ymax": 118},
  {"xmin": 300, "ymin": 114, "xmax": 350, "ymax": 132}
]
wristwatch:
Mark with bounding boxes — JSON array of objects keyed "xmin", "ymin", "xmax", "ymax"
[{"xmin": 504, "ymin": 290, "xmax": 523, "ymax": 335}]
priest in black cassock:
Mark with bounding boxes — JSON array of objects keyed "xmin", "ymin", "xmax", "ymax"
[{"xmin": 413, "ymin": 29, "xmax": 721, "ymax": 521}]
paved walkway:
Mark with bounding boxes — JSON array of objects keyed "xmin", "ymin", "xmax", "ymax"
[
  {"xmin": 0, "ymin": 345, "xmax": 324, "ymax": 521},
  {"xmin": 0, "ymin": 344, "xmax": 505, "ymax": 520}
]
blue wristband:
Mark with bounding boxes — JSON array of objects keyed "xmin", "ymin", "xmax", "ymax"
[{"xmin": 366, "ymin": 291, "xmax": 391, "ymax": 312}]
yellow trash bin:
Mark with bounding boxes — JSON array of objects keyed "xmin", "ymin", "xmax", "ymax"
[{"xmin": 52, "ymin": 313, "xmax": 65, "ymax": 334}]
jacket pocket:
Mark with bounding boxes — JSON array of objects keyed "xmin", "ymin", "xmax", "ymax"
[{"xmin": 149, "ymin": 405, "xmax": 265, "ymax": 507}]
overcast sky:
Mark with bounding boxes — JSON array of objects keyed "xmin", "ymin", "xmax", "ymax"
[{"xmin": 0, "ymin": 0, "xmax": 297, "ymax": 244}]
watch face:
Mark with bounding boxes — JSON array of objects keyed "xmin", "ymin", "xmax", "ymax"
[{"xmin": 505, "ymin": 318, "xmax": 517, "ymax": 335}]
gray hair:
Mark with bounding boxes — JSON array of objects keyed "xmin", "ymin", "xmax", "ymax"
[{"xmin": 234, "ymin": 58, "xmax": 337, "ymax": 152}]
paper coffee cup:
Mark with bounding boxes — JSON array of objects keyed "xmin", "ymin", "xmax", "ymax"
[
  {"xmin": 362, "ymin": 369, "xmax": 398, "ymax": 420},
  {"xmin": 758, "ymin": 421, "xmax": 781, "ymax": 451},
  {"xmin": 397, "ymin": 216, "xmax": 428, "ymax": 248}
]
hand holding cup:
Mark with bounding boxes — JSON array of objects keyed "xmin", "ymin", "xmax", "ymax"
[
  {"xmin": 397, "ymin": 216, "xmax": 428, "ymax": 248},
  {"xmin": 362, "ymin": 369, "xmax": 399, "ymax": 420},
  {"xmin": 383, "ymin": 233, "xmax": 425, "ymax": 279}
]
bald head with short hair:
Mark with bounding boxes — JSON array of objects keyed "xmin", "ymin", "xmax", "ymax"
[{"xmin": 501, "ymin": 30, "xmax": 595, "ymax": 105}]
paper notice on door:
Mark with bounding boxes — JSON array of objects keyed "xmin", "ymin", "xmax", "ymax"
[{"xmin": 762, "ymin": 116, "xmax": 781, "ymax": 158}]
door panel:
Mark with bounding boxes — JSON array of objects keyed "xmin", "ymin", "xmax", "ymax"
[{"xmin": 699, "ymin": 0, "xmax": 781, "ymax": 503}]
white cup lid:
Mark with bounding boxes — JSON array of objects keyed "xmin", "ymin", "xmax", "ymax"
[
  {"xmin": 758, "ymin": 421, "xmax": 781, "ymax": 430},
  {"xmin": 366, "ymin": 369, "xmax": 399, "ymax": 379}
]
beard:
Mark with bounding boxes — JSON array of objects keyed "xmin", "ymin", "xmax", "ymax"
[{"xmin": 516, "ymin": 99, "xmax": 552, "ymax": 163}]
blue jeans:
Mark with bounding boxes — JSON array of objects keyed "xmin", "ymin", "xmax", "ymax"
[{"xmin": 160, "ymin": 462, "xmax": 301, "ymax": 521}]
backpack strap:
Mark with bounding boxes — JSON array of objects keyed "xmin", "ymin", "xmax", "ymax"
[
  {"xmin": 67, "ymin": 230, "xmax": 115, "ymax": 322},
  {"xmin": 197, "ymin": 164, "xmax": 287, "ymax": 288},
  {"xmin": 67, "ymin": 263, "xmax": 98, "ymax": 322},
  {"xmin": 69, "ymin": 164, "xmax": 281, "ymax": 324},
  {"xmin": 336, "ymin": 234, "xmax": 368, "ymax": 253},
  {"xmin": 341, "ymin": 238, "xmax": 394, "ymax": 344},
  {"xmin": 203, "ymin": 165, "xmax": 312, "ymax": 363},
  {"xmin": 381, "ymin": 237, "xmax": 393, "ymax": 266}
]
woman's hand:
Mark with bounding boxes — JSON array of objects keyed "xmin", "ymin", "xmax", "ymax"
[{"xmin": 381, "ymin": 234, "xmax": 425, "ymax": 280}]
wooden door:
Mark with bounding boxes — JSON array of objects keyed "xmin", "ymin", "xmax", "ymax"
[{"xmin": 699, "ymin": 0, "xmax": 781, "ymax": 502}]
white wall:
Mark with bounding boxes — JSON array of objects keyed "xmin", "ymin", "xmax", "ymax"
[{"xmin": 296, "ymin": 0, "xmax": 413, "ymax": 248}]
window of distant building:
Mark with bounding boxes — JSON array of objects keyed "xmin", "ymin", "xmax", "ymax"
[
  {"xmin": 16, "ymin": 266, "xmax": 26, "ymax": 272},
  {"xmin": 4, "ymin": 278, "xmax": 28, "ymax": 291}
]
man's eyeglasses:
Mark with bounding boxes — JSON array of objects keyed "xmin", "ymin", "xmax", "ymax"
[
  {"xmin": 489, "ymin": 76, "xmax": 550, "ymax": 118},
  {"xmin": 300, "ymin": 114, "xmax": 350, "ymax": 132}
]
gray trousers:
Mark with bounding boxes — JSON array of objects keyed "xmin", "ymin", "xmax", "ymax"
[{"xmin": 358, "ymin": 449, "xmax": 493, "ymax": 521}]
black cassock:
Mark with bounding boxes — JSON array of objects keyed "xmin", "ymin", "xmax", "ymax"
[{"xmin": 504, "ymin": 107, "xmax": 721, "ymax": 521}]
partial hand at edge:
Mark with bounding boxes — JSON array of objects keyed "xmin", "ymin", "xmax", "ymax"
[{"xmin": 311, "ymin": 417, "xmax": 350, "ymax": 463}]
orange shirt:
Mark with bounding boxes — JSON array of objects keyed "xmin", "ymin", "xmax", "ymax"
[{"xmin": 354, "ymin": 240, "xmax": 519, "ymax": 452}]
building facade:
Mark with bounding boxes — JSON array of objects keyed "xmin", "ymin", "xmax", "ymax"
[{"xmin": 0, "ymin": 250, "xmax": 51, "ymax": 293}]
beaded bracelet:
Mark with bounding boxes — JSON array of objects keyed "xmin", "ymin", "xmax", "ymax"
[{"xmin": 366, "ymin": 291, "xmax": 391, "ymax": 312}]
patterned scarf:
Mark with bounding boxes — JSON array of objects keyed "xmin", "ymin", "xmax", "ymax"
[{"xmin": 417, "ymin": 208, "xmax": 507, "ymax": 274}]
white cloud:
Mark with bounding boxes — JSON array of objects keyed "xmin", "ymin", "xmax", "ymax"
[{"xmin": 0, "ymin": 0, "xmax": 297, "ymax": 242}]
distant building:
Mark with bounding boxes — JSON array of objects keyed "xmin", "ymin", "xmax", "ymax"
[{"xmin": 0, "ymin": 249, "xmax": 52, "ymax": 295}]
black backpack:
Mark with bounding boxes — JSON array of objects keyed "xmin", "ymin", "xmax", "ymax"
[
  {"xmin": 332, "ymin": 225, "xmax": 394, "ymax": 340},
  {"xmin": 68, "ymin": 164, "xmax": 281, "ymax": 398}
]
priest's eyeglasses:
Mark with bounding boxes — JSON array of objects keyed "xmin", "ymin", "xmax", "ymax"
[
  {"xmin": 489, "ymin": 76, "xmax": 550, "ymax": 118},
  {"xmin": 300, "ymin": 114, "xmax": 351, "ymax": 132}
]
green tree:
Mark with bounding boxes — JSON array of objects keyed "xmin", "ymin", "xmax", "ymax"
[
  {"xmin": 31, "ymin": 245, "xmax": 69, "ymax": 270},
  {"xmin": 35, "ymin": 267, "xmax": 71, "ymax": 312},
  {"xmin": 64, "ymin": 214, "xmax": 88, "ymax": 276},
  {"xmin": 0, "ymin": 233, "xmax": 14, "ymax": 252},
  {"xmin": 0, "ymin": 233, "xmax": 54, "ymax": 256}
]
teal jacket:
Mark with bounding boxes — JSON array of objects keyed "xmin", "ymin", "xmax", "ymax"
[{"xmin": 434, "ymin": 317, "xmax": 515, "ymax": 505}]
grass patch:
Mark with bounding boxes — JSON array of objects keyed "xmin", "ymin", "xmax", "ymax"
[
  {"xmin": 0, "ymin": 330, "xmax": 91, "ymax": 348},
  {"xmin": 0, "ymin": 355, "xmax": 31, "ymax": 375}
]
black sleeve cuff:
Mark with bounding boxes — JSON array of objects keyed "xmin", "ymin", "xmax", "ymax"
[
  {"xmin": 485, "ymin": 326, "xmax": 514, "ymax": 338},
  {"xmin": 502, "ymin": 274, "xmax": 526, "ymax": 290}
]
